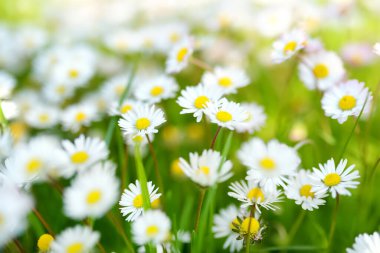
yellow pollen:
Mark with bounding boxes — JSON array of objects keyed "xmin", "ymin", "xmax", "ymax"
[
  {"xmin": 170, "ymin": 32, "xmax": 180, "ymax": 43},
  {"xmin": 135, "ymin": 118, "xmax": 151, "ymax": 130},
  {"xmin": 216, "ymin": 111, "xmax": 232, "ymax": 122},
  {"xmin": 86, "ymin": 190, "xmax": 102, "ymax": 205},
  {"xmin": 38, "ymin": 113, "xmax": 50, "ymax": 123},
  {"xmin": 132, "ymin": 135, "xmax": 144, "ymax": 143},
  {"xmin": 75, "ymin": 112, "xmax": 86, "ymax": 122},
  {"xmin": 338, "ymin": 95, "xmax": 356, "ymax": 110},
  {"xmin": 120, "ymin": 104, "xmax": 132, "ymax": 114},
  {"xmin": 218, "ymin": 77, "xmax": 233, "ymax": 87},
  {"xmin": 115, "ymin": 85, "xmax": 124, "ymax": 96},
  {"xmin": 176, "ymin": 48, "xmax": 188, "ymax": 62},
  {"xmin": 26, "ymin": 158, "xmax": 42, "ymax": 174},
  {"xmin": 68, "ymin": 69, "xmax": 79, "ymax": 79},
  {"xmin": 247, "ymin": 187, "xmax": 265, "ymax": 202},
  {"xmin": 133, "ymin": 194, "xmax": 143, "ymax": 208},
  {"xmin": 150, "ymin": 86, "xmax": 164, "ymax": 96},
  {"xmin": 66, "ymin": 242, "xmax": 83, "ymax": 253},
  {"xmin": 151, "ymin": 198, "xmax": 160, "ymax": 209},
  {"xmin": 71, "ymin": 151, "xmax": 89, "ymax": 164},
  {"xmin": 56, "ymin": 85, "xmax": 66, "ymax": 94},
  {"xmin": 194, "ymin": 96, "xmax": 209, "ymax": 109},
  {"xmin": 313, "ymin": 64, "xmax": 329, "ymax": 79},
  {"xmin": 240, "ymin": 217, "xmax": 260, "ymax": 235},
  {"xmin": 197, "ymin": 166, "xmax": 210, "ymax": 175},
  {"xmin": 283, "ymin": 41, "xmax": 297, "ymax": 53},
  {"xmin": 230, "ymin": 218, "xmax": 240, "ymax": 230},
  {"xmin": 37, "ymin": 234, "xmax": 54, "ymax": 251},
  {"xmin": 260, "ymin": 157, "xmax": 276, "ymax": 171},
  {"xmin": 146, "ymin": 225, "xmax": 159, "ymax": 236},
  {"xmin": 324, "ymin": 173, "xmax": 341, "ymax": 187},
  {"xmin": 299, "ymin": 184, "xmax": 314, "ymax": 198},
  {"xmin": 171, "ymin": 159, "xmax": 184, "ymax": 177}
]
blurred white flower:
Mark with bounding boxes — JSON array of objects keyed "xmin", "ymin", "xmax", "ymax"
[
  {"xmin": 61, "ymin": 102, "xmax": 99, "ymax": 132},
  {"xmin": 135, "ymin": 75, "xmax": 178, "ymax": 104},
  {"xmin": 0, "ymin": 71, "xmax": 16, "ymax": 99},
  {"xmin": 347, "ymin": 232, "xmax": 380, "ymax": 253},
  {"xmin": 234, "ymin": 102, "xmax": 266, "ymax": 134},
  {"xmin": 166, "ymin": 38, "xmax": 194, "ymax": 74}
]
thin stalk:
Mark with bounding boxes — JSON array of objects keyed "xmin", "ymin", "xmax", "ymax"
[
  {"xmin": 328, "ymin": 195, "xmax": 340, "ymax": 248},
  {"xmin": 245, "ymin": 204, "xmax": 256, "ymax": 253},
  {"xmin": 106, "ymin": 213, "xmax": 135, "ymax": 253},
  {"xmin": 210, "ymin": 126, "xmax": 221, "ymax": 150},
  {"xmin": 0, "ymin": 100, "xmax": 8, "ymax": 129},
  {"xmin": 194, "ymin": 188, "xmax": 206, "ymax": 232},
  {"xmin": 134, "ymin": 143, "xmax": 151, "ymax": 210},
  {"xmin": 13, "ymin": 240, "xmax": 25, "ymax": 253},
  {"xmin": 116, "ymin": 128, "xmax": 128, "ymax": 190},
  {"xmin": 286, "ymin": 209, "xmax": 306, "ymax": 245},
  {"xmin": 32, "ymin": 208, "xmax": 54, "ymax": 236},
  {"xmin": 189, "ymin": 57, "xmax": 213, "ymax": 72},
  {"xmin": 146, "ymin": 134, "xmax": 165, "ymax": 197}
]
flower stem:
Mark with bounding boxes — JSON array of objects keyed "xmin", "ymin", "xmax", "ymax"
[
  {"xmin": 146, "ymin": 134, "xmax": 165, "ymax": 200},
  {"xmin": 106, "ymin": 213, "xmax": 135, "ymax": 253},
  {"xmin": 210, "ymin": 126, "xmax": 221, "ymax": 150},
  {"xmin": 134, "ymin": 143, "xmax": 151, "ymax": 210},
  {"xmin": 194, "ymin": 187, "xmax": 206, "ymax": 232},
  {"xmin": 245, "ymin": 204, "xmax": 256, "ymax": 253},
  {"xmin": 32, "ymin": 208, "xmax": 54, "ymax": 236},
  {"xmin": 0, "ymin": 100, "xmax": 8, "ymax": 130},
  {"xmin": 189, "ymin": 57, "xmax": 213, "ymax": 72},
  {"xmin": 328, "ymin": 194, "xmax": 340, "ymax": 247},
  {"xmin": 286, "ymin": 209, "xmax": 306, "ymax": 245}
]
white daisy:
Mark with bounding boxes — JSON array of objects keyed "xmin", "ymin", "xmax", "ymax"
[
  {"xmin": 119, "ymin": 180, "xmax": 161, "ymax": 222},
  {"xmin": 176, "ymin": 83, "xmax": 223, "ymax": 122},
  {"xmin": 299, "ymin": 51, "xmax": 345, "ymax": 90},
  {"xmin": 63, "ymin": 161, "xmax": 119, "ymax": 219},
  {"xmin": 234, "ymin": 102, "xmax": 266, "ymax": 134},
  {"xmin": 0, "ymin": 71, "xmax": 16, "ymax": 99},
  {"xmin": 108, "ymin": 99, "xmax": 142, "ymax": 116},
  {"xmin": 135, "ymin": 75, "xmax": 178, "ymax": 104},
  {"xmin": 61, "ymin": 135, "xmax": 109, "ymax": 177},
  {"xmin": 101, "ymin": 74, "xmax": 130, "ymax": 103},
  {"xmin": 124, "ymin": 133, "xmax": 153, "ymax": 157},
  {"xmin": 132, "ymin": 210, "xmax": 171, "ymax": 246},
  {"xmin": 271, "ymin": 29, "xmax": 308, "ymax": 63},
  {"xmin": 42, "ymin": 81, "xmax": 75, "ymax": 104},
  {"xmin": 118, "ymin": 104, "xmax": 166, "ymax": 136},
  {"xmin": 347, "ymin": 232, "xmax": 380, "ymax": 253},
  {"xmin": 202, "ymin": 67, "xmax": 250, "ymax": 94},
  {"xmin": 166, "ymin": 38, "xmax": 194, "ymax": 74},
  {"xmin": 61, "ymin": 103, "xmax": 99, "ymax": 132},
  {"xmin": 373, "ymin": 43, "xmax": 380, "ymax": 56},
  {"xmin": 285, "ymin": 170, "xmax": 327, "ymax": 211},
  {"xmin": 50, "ymin": 225, "xmax": 100, "ymax": 253},
  {"xmin": 238, "ymin": 138, "xmax": 301, "ymax": 191},
  {"xmin": 312, "ymin": 158, "xmax": 360, "ymax": 198},
  {"xmin": 204, "ymin": 98, "xmax": 248, "ymax": 130},
  {"xmin": 321, "ymin": 79, "xmax": 372, "ymax": 124},
  {"xmin": 341, "ymin": 43, "xmax": 374, "ymax": 67},
  {"xmin": 24, "ymin": 104, "xmax": 60, "ymax": 129},
  {"xmin": 179, "ymin": 149, "xmax": 233, "ymax": 187},
  {"xmin": 212, "ymin": 205, "xmax": 243, "ymax": 252}
]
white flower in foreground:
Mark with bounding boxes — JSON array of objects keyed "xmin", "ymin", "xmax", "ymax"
[
  {"xmin": 285, "ymin": 170, "xmax": 327, "ymax": 211},
  {"xmin": 228, "ymin": 180, "xmax": 282, "ymax": 211},
  {"xmin": 0, "ymin": 71, "xmax": 16, "ymax": 99},
  {"xmin": 132, "ymin": 210, "xmax": 171, "ymax": 245},
  {"xmin": 299, "ymin": 51, "xmax": 345, "ymax": 91},
  {"xmin": 166, "ymin": 38, "xmax": 194, "ymax": 74},
  {"xmin": 234, "ymin": 103, "xmax": 266, "ymax": 134},
  {"xmin": 135, "ymin": 75, "xmax": 178, "ymax": 104},
  {"xmin": 213, "ymin": 205, "xmax": 243, "ymax": 252},
  {"xmin": 321, "ymin": 79, "xmax": 372, "ymax": 124},
  {"xmin": 118, "ymin": 104, "xmax": 166, "ymax": 136},
  {"xmin": 0, "ymin": 180, "xmax": 33, "ymax": 247},
  {"xmin": 204, "ymin": 98, "xmax": 248, "ymax": 130},
  {"xmin": 176, "ymin": 83, "xmax": 223, "ymax": 122},
  {"xmin": 202, "ymin": 67, "xmax": 250, "ymax": 94},
  {"xmin": 373, "ymin": 43, "xmax": 380, "ymax": 56},
  {"xmin": 238, "ymin": 138, "xmax": 300, "ymax": 191},
  {"xmin": 271, "ymin": 29, "xmax": 307, "ymax": 63},
  {"xmin": 63, "ymin": 162, "xmax": 119, "ymax": 219},
  {"xmin": 179, "ymin": 149, "xmax": 233, "ymax": 187},
  {"xmin": 119, "ymin": 180, "xmax": 161, "ymax": 222},
  {"xmin": 347, "ymin": 232, "xmax": 380, "ymax": 253},
  {"xmin": 61, "ymin": 103, "xmax": 99, "ymax": 132},
  {"xmin": 50, "ymin": 225, "xmax": 100, "ymax": 253},
  {"xmin": 62, "ymin": 135, "xmax": 109, "ymax": 177},
  {"xmin": 312, "ymin": 158, "xmax": 360, "ymax": 198}
]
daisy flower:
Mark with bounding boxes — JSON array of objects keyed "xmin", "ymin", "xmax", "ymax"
[
  {"xmin": 108, "ymin": 99, "xmax": 142, "ymax": 116},
  {"xmin": 119, "ymin": 180, "xmax": 161, "ymax": 222},
  {"xmin": 201, "ymin": 67, "xmax": 250, "ymax": 94},
  {"xmin": 285, "ymin": 170, "xmax": 327, "ymax": 211},
  {"xmin": 234, "ymin": 102, "xmax": 266, "ymax": 134},
  {"xmin": 212, "ymin": 205, "xmax": 244, "ymax": 252},
  {"xmin": 118, "ymin": 104, "xmax": 166, "ymax": 136},
  {"xmin": 0, "ymin": 71, "xmax": 16, "ymax": 99},
  {"xmin": 231, "ymin": 213, "xmax": 264, "ymax": 244},
  {"xmin": 341, "ymin": 43, "xmax": 375, "ymax": 67},
  {"xmin": 312, "ymin": 158, "xmax": 360, "ymax": 198},
  {"xmin": 42, "ymin": 81, "xmax": 75, "ymax": 104},
  {"xmin": 24, "ymin": 104, "xmax": 60, "ymax": 129},
  {"xmin": 132, "ymin": 210, "xmax": 171, "ymax": 245},
  {"xmin": 238, "ymin": 138, "xmax": 300, "ymax": 191},
  {"xmin": 373, "ymin": 43, "xmax": 380, "ymax": 56},
  {"xmin": 101, "ymin": 74, "xmax": 130, "ymax": 102},
  {"xmin": 166, "ymin": 38, "xmax": 194, "ymax": 74},
  {"xmin": 204, "ymin": 98, "xmax": 248, "ymax": 130},
  {"xmin": 347, "ymin": 232, "xmax": 380, "ymax": 253},
  {"xmin": 135, "ymin": 75, "xmax": 178, "ymax": 104},
  {"xmin": 50, "ymin": 225, "xmax": 100, "ymax": 253},
  {"xmin": 176, "ymin": 83, "xmax": 223, "ymax": 122},
  {"xmin": 61, "ymin": 135, "xmax": 109, "ymax": 177},
  {"xmin": 179, "ymin": 149, "xmax": 233, "ymax": 187},
  {"xmin": 271, "ymin": 29, "xmax": 308, "ymax": 63},
  {"xmin": 63, "ymin": 161, "xmax": 119, "ymax": 219},
  {"xmin": 61, "ymin": 103, "xmax": 99, "ymax": 132},
  {"xmin": 321, "ymin": 79, "xmax": 372, "ymax": 124},
  {"xmin": 37, "ymin": 233, "xmax": 54, "ymax": 252},
  {"xmin": 228, "ymin": 180, "xmax": 282, "ymax": 211},
  {"xmin": 298, "ymin": 51, "xmax": 345, "ymax": 91}
]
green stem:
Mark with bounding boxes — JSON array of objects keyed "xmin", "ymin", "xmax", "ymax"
[
  {"xmin": 210, "ymin": 126, "xmax": 221, "ymax": 150},
  {"xmin": 328, "ymin": 194, "xmax": 340, "ymax": 249},
  {"xmin": 245, "ymin": 204, "xmax": 256, "ymax": 253},
  {"xmin": 146, "ymin": 134, "xmax": 165, "ymax": 199},
  {"xmin": 194, "ymin": 187, "xmax": 206, "ymax": 232},
  {"xmin": 0, "ymin": 100, "xmax": 8, "ymax": 129},
  {"xmin": 134, "ymin": 143, "xmax": 151, "ymax": 210},
  {"xmin": 286, "ymin": 209, "xmax": 306, "ymax": 245}
]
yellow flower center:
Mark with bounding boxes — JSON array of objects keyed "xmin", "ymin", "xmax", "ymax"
[
  {"xmin": 86, "ymin": 190, "xmax": 102, "ymax": 205},
  {"xmin": 246, "ymin": 187, "xmax": 265, "ymax": 201},
  {"xmin": 150, "ymin": 86, "xmax": 164, "ymax": 97},
  {"xmin": 324, "ymin": 173, "xmax": 341, "ymax": 186},
  {"xmin": 194, "ymin": 96, "xmax": 209, "ymax": 109},
  {"xmin": 176, "ymin": 47, "xmax": 188, "ymax": 62},
  {"xmin": 151, "ymin": 198, "xmax": 160, "ymax": 209},
  {"xmin": 218, "ymin": 77, "xmax": 232, "ymax": 87},
  {"xmin": 313, "ymin": 64, "xmax": 329, "ymax": 79},
  {"xmin": 338, "ymin": 95, "xmax": 356, "ymax": 110},
  {"xmin": 171, "ymin": 159, "xmax": 184, "ymax": 176},
  {"xmin": 75, "ymin": 112, "xmax": 86, "ymax": 122},
  {"xmin": 115, "ymin": 85, "xmax": 124, "ymax": 96},
  {"xmin": 283, "ymin": 41, "xmax": 297, "ymax": 53},
  {"xmin": 120, "ymin": 104, "xmax": 132, "ymax": 114},
  {"xmin": 216, "ymin": 111, "xmax": 232, "ymax": 122},
  {"xmin": 66, "ymin": 242, "xmax": 84, "ymax": 253},
  {"xmin": 37, "ymin": 234, "xmax": 54, "ymax": 251},
  {"xmin": 260, "ymin": 157, "xmax": 276, "ymax": 171},
  {"xmin": 26, "ymin": 158, "xmax": 42, "ymax": 174},
  {"xmin": 299, "ymin": 184, "xmax": 314, "ymax": 198},
  {"xmin": 133, "ymin": 194, "xmax": 143, "ymax": 208},
  {"xmin": 132, "ymin": 135, "xmax": 144, "ymax": 143},
  {"xmin": 240, "ymin": 217, "xmax": 260, "ymax": 235},
  {"xmin": 197, "ymin": 166, "xmax": 210, "ymax": 175},
  {"xmin": 69, "ymin": 69, "xmax": 79, "ymax": 79},
  {"xmin": 71, "ymin": 151, "xmax": 89, "ymax": 164},
  {"xmin": 146, "ymin": 225, "xmax": 159, "ymax": 236},
  {"xmin": 230, "ymin": 218, "xmax": 240, "ymax": 230},
  {"xmin": 38, "ymin": 113, "xmax": 50, "ymax": 123},
  {"xmin": 170, "ymin": 32, "xmax": 180, "ymax": 43},
  {"xmin": 56, "ymin": 85, "xmax": 66, "ymax": 95},
  {"xmin": 135, "ymin": 118, "xmax": 151, "ymax": 130}
]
